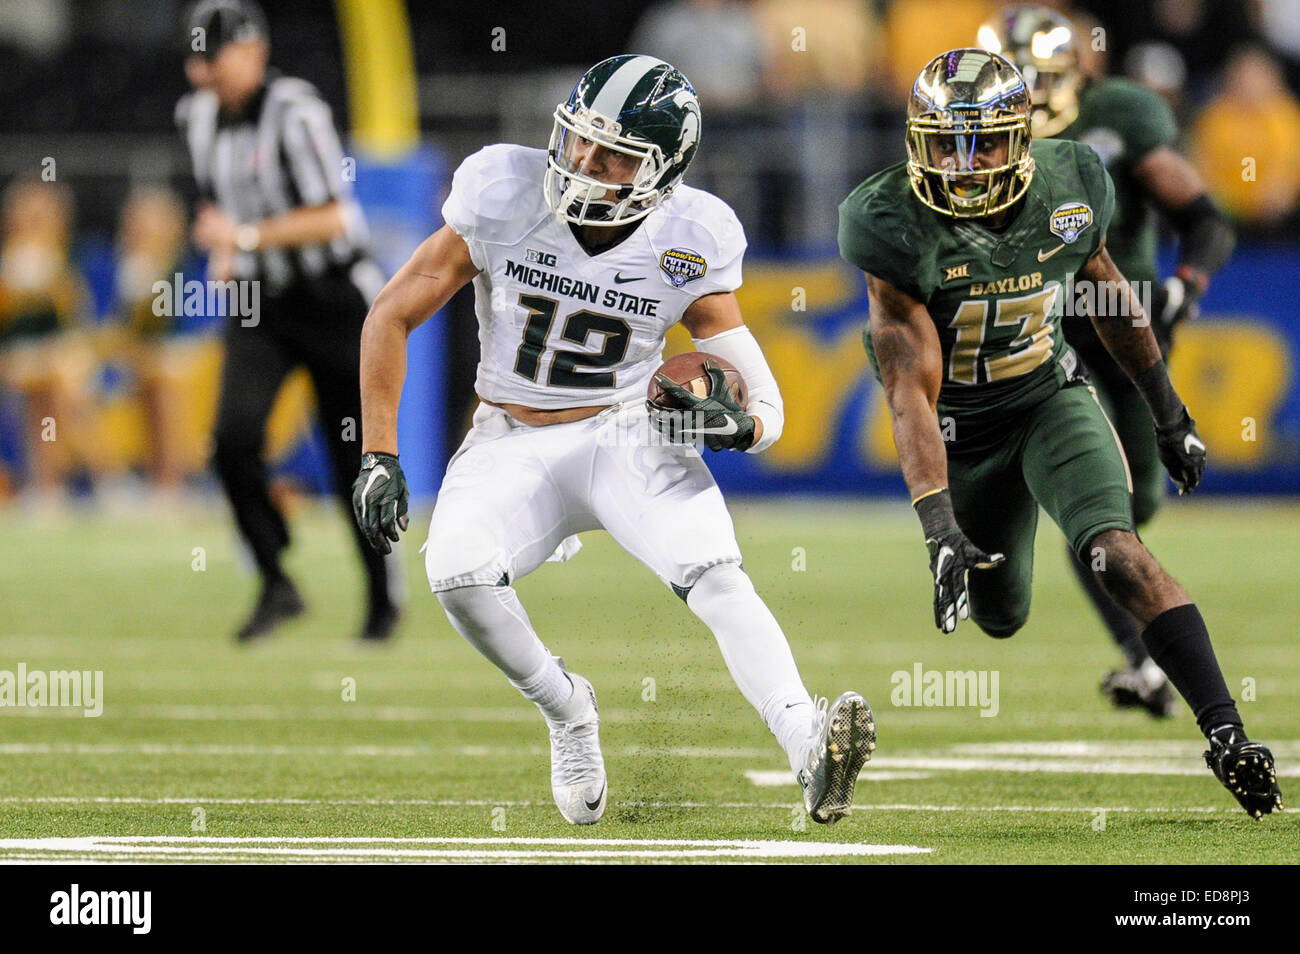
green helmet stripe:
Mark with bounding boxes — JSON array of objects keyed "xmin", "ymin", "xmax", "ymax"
[{"xmin": 589, "ymin": 54, "xmax": 663, "ymax": 118}]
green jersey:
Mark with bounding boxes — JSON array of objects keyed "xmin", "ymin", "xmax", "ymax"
[
  {"xmin": 838, "ymin": 137, "xmax": 1115, "ymax": 454},
  {"xmin": 1055, "ymin": 77, "xmax": 1177, "ymax": 289}
]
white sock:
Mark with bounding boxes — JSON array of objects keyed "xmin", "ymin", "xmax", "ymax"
[
  {"xmin": 437, "ymin": 584, "xmax": 575, "ymax": 718},
  {"xmin": 510, "ymin": 659, "xmax": 576, "ymax": 718},
  {"xmin": 686, "ymin": 563, "xmax": 815, "ymax": 774}
]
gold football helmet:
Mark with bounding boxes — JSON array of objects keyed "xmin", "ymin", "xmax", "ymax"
[
  {"xmin": 977, "ymin": 5, "xmax": 1083, "ymax": 137},
  {"xmin": 906, "ymin": 49, "xmax": 1035, "ymax": 218}
]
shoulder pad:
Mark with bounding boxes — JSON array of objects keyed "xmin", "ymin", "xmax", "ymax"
[
  {"xmin": 645, "ymin": 185, "xmax": 746, "ymax": 269},
  {"xmin": 446, "ymin": 144, "xmax": 550, "ymax": 246}
]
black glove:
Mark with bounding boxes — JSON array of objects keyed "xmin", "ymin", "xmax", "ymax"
[
  {"xmin": 352, "ymin": 452, "xmax": 409, "ymax": 554},
  {"xmin": 1154, "ymin": 407, "xmax": 1206, "ymax": 495},
  {"xmin": 915, "ymin": 490, "xmax": 1004, "ymax": 633},
  {"xmin": 649, "ymin": 361, "xmax": 756, "ymax": 452},
  {"xmin": 1152, "ymin": 274, "xmax": 1201, "ymax": 348}
]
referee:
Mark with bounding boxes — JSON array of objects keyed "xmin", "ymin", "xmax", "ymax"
[{"xmin": 176, "ymin": 0, "xmax": 401, "ymax": 642}]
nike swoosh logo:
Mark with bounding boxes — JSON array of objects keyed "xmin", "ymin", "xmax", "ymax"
[
  {"xmin": 1184, "ymin": 434, "xmax": 1205, "ymax": 454},
  {"xmin": 359, "ymin": 466, "xmax": 388, "ymax": 520},
  {"xmin": 613, "ymin": 273, "xmax": 644, "ymax": 284},
  {"xmin": 935, "ymin": 546, "xmax": 953, "ymax": 581},
  {"xmin": 1036, "ymin": 243, "xmax": 1066, "ymax": 262},
  {"xmin": 679, "ymin": 418, "xmax": 739, "ymax": 438},
  {"xmin": 585, "ymin": 782, "xmax": 606, "ymax": 812}
]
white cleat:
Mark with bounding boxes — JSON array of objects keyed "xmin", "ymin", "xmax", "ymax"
[
  {"xmin": 547, "ymin": 672, "xmax": 607, "ymax": 825},
  {"xmin": 798, "ymin": 691, "xmax": 876, "ymax": 825}
]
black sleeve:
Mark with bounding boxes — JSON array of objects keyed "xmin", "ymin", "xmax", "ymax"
[{"xmin": 1165, "ymin": 194, "xmax": 1235, "ymax": 279}]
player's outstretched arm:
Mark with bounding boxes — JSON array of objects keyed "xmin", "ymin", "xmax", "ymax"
[
  {"xmin": 360, "ymin": 225, "xmax": 480, "ymax": 455},
  {"xmin": 866, "ymin": 274, "xmax": 1003, "ymax": 633},
  {"xmin": 1079, "ymin": 244, "xmax": 1206, "ymax": 494},
  {"xmin": 1133, "ymin": 147, "xmax": 1235, "ymax": 330},
  {"xmin": 353, "ymin": 225, "xmax": 479, "ymax": 553}
]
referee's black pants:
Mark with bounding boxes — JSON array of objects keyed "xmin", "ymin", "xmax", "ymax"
[{"xmin": 211, "ymin": 268, "xmax": 394, "ymax": 615}]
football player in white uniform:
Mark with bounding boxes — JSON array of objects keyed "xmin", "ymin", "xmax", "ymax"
[{"xmin": 353, "ymin": 55, "xmax": 874, "ymax": 825}]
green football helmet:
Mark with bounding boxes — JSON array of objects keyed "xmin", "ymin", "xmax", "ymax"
[
  {"xmin": 546, "ymin": 54, "xmax": 701, "ymax": 227},
  {"xmin": 977, "ymin": 5, "xmax": 1083, "ymax": 137},
  {"xmin": 906, "ymin": 49, "xmax": 1035, "ymax": 218}
]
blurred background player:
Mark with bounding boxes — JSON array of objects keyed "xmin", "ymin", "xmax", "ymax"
[
  {"xmin": 175, "ymin": 0, "xmax": 400, "ymax": 642},
  {"xmin": 109, "ymin": 186, "xmax": 205, "ymax": 493},
  {"xmin": 0, "ymin": 177, "xmax": 99, "ymax": 507},
  {"xmin": 978, "ymin": 5, "xmax": 1236, "ymax": 717}
]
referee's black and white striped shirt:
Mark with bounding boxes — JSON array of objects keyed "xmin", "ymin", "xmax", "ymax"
[{"xmin": 175, "ymin": 71, "xmax": 385, "ymax": 300}]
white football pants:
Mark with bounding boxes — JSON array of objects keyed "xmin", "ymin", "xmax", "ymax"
[{"xmin": 425, "ymin": 402, "xmax": 815, "ymax": 770}]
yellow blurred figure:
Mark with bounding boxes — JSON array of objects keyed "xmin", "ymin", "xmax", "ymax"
[
  {"xmin": 111, "ymin": 187, "xmax": 214, "ymax": 488},
  {"xmin": 884, "ymin": 0, "xmax": 998, "ymax": 101},
  {"xmin": 0, "ymin": 178, "xmax": 97, "ymax": 497},
  {"xmin": 1191, "ymin": 47, "xmax": 1300, "ymax": 227},
  {"xmin": 753, "ymin": 0, "xmax": 885, "ymax": 97}
]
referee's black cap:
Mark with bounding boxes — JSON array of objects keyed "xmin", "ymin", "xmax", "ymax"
[{"xmin": 185, "ymin": 0, "xmax": 269, "ymax": 60}]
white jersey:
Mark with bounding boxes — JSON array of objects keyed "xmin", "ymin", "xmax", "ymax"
[{"xmin": 441, "ymin": 144, "xmax": 746, "ymax": 409}]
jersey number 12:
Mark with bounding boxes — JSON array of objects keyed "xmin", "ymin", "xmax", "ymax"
[{"xmin": 513, "ymin": 293, "xmax": 632, "ymax": 389}]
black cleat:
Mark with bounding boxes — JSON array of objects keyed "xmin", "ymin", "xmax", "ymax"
[
  {"xmin": 1204, "ymin": 731, "xmax": 1284, "ymax": 820},
  {"xmin": 1101, "ymin": 666, "xmax": 1179, "ymax": 718},
  {"xmin": 359, "ymin": 604, "xmax": 400, "ymax": 642},
  {"xmin": 235, "ymin": 578, "xmax": 305, "ymax": 643},
  {"xmin": 798, "ymin": 692, "xmax": 876, "ymax": 825}
]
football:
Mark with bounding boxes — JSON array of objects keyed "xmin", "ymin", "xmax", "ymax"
[{"xmin": 647, "ymin": 351, "xmax": 748, "ymax": 409}]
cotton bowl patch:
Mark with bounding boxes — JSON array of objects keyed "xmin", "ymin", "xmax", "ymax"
[
  {"xmin": 1049, "ymin": 202, "xmax": 1093, "ymax": 244},
  {"xmin": 659, "ymin": 248, "xmax": 707, "ymax": 287}
]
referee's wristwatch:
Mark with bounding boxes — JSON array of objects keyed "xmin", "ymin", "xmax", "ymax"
[{"xmin": 235, "ymin": 224, "xmax": 261, "ymax": 253}]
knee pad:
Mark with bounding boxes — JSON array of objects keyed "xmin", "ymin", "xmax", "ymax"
[
  {"xmin": 681, "ymin": 560, "xmax": 749, "ymax": 605},
  {"xmin": 423, "ymin": 528, "xmax": 510, "ymax": 592},
  {"xmin": 973, "ymin": 599, "xmax": 1029, "ymax": 639}
]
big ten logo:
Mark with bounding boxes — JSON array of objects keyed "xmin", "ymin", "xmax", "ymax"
[{"xmin": 524, "ymin": 249, "xmax": 557, "ymax": 268}]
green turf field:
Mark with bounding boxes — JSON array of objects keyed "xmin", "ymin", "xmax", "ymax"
[{"xmin": 0, "ymin": 497, "xmax": 1296, "ymax": 863}]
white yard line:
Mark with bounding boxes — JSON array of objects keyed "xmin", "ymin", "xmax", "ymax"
[
  {"xmin": 0, "ymin": 795, "xmax": 1243, "ymax": 813},
  {"xmin": 0, "ymin": 835, "xmax": 931, "ymax": 861}
]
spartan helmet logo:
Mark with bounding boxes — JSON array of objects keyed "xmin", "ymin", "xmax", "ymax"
[{"xmin": 675, "ymin": 91, "xmax": 700, "ymax": 156}]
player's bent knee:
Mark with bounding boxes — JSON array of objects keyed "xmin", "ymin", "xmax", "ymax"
[
  {"xmin": 975, "ymin": 616, "xmax": 1025, "ymax": 639},
  {"xmin": 680, "ymin": 559, "xmax": 748, "ymax": 605},
  {"xmin": 424, "ymin": 530, "xmax": 511, "ymax": 592}
]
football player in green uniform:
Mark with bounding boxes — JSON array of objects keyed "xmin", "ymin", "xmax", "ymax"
[
  {"xmin": 977, "ymin": 5, "xmax": 1236, "ymax": 718},
  {"xmin": 838, "ymin": 49, "xmax": 1280, "ymax": 819}
]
